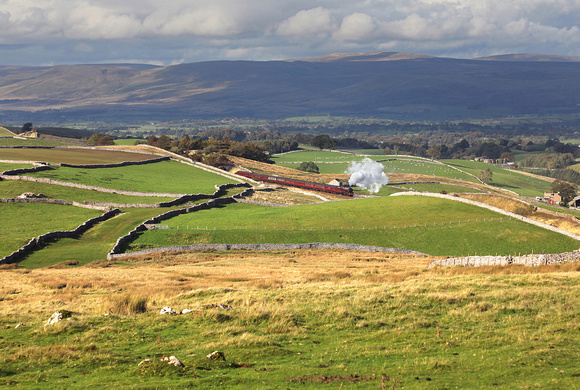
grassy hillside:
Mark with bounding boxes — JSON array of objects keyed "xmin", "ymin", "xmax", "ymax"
[
  {"xmin": 0, "ymin": 252, "xmax": 578, "ymax": 388},
  {"xmin": 128, "ymin": 197, "xmax": 579, "ymax": 256},
  {"xmin": 25, "ymin": 160, "xmax": 235, "ymax": 194}
]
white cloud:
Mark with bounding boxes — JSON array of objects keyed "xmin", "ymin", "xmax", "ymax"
[
  {"xmin": 334, "ymin": 13, "xmax": 376, "ymax": 41},
  {"xmin": 277, "ymin": 7, "xmax": 335, "ymax": 37}
]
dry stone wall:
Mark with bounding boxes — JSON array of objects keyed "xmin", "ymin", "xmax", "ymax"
[
  {"xmin": 429, "ymin": 250, "xmax": 580, "ymax": 268},
  {"xmin": 107, "ymin": 185, "xmax": 253, "ymax": 258},
  {"xmin": 2, "ymin": 165, "xmax": 53, "ymax": 175},
  {"xmin": 0, "ymin": 208, "xmax": 121, "ymax": 265},
  {"xmin": 59, "ymin": 156, "xmax": 169, "ymax": 169}
]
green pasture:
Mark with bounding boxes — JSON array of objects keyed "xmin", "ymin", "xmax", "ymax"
[
  {"xmin": 0, "ymin": 138, "xmax": 74, "ymax": 147},
  {"xmin": 0, "ymin": 147, "xmax": 157, "ymax": 165},
  {"xmin": 443, "ymin": 160, "xmax": 553, "ymax": 197},
  {"xmin": 25, "ymin": 160, "xmax": 235, "ymax": 194},
  {"xmin": 272, "ymin": 150, "xmax": 365, "ymax": 163},
  {"xmin": 339, "ymin": 148, "xmax": 385, "ymax": 155},
  {"xmin": 0, "ymin": 180, "xmax": 175, "ymax": 204},
  {"xmin": 0, "ymin": 203, "xmax": 102, "ymax": 258},
  {"xmin": 398, "ymin": 183, "xmax": 484, "ymax": 194},
  {"xmin": 0, "ymin": 126, "xmax": 15, "ymax": 136},
  {"xmin": 19, "ymin": 208, "xmax": 178, "ymax": 268},
  {"xmin": 114, "ymin": 138, "xmax": 146, "ymax": 146},
  {"xmin": 128, "ymin": 197, "xmax": 579, "ymax": 256},
  {"xmin": 0, "ymin": 163, "xmax": 34, "ymax": 172}
]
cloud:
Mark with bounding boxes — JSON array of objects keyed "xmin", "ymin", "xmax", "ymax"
[
  {"xmin": 334, "ymin": 13, "xmax": 377, "ymax": 41},
  {"xmin": 277, "ymin": 7, "xmax": 336, "ymax": 37},
  {"xmin": 1, "ymin": 0, "xmax": 580, "ymax": 65}
]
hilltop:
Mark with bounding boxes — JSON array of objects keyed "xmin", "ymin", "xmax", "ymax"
[{"xmin": 1, "ymin": 52, "xmax": 580, "ymax": 120}]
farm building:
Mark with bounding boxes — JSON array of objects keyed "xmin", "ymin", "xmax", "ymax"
[
  {"xmin": 568, "ymin": 196, "xmax": 580, "ymax": 208},
  {"xmin": 327, "ymin": 179, "xmax": 344, "ymax": 187},
  {"xmin": 544, "ymin": 192, "xmax": 563, "ymax": 205}
]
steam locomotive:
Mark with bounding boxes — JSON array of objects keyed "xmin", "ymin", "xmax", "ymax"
[{"xmin": 236, "ymin": 171, "xmax": 354, "ymax": 196}]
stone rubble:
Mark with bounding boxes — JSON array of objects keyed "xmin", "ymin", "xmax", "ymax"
[{"xmin": 159, "ymin": 307, "xmax": 176, "ymax": 315}]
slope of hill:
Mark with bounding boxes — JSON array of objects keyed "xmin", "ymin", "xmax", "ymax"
[{"xmin": 0, "ymin": 53, "xmax": 579, "ymax": 120}]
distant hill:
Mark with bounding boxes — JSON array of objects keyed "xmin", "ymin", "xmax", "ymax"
[{"xmin": 0, "ymin": 53, "xmax": 579, "ymax": 120}]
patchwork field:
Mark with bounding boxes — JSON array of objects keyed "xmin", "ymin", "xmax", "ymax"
[
  {"xmin": 128, "ymin": 197, "xmax": 579, "ymax": 256},
  {"xmin": 0, "ymin": 148, "xmax": 158, "ymax": 164},
  {"xmin": 0, "ymin": 144, "xmax": 579, "ymax": 389},
  {"xmin": 25, "ymin": 160, "xmax": 236, "ymax": 194}
]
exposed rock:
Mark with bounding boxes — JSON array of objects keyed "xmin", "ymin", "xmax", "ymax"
[
  {"xmin": 44, "ymin": 310, "xmax": 72, "ymax": 326},
  {"xmin": 160, "ymin": 307, "xmax": 176, "ymax": 315},
  {"xmin": 161, "ymin": 355, "xmax": 183, "ymax": 367},
  {"xmin": 207, "ymin": 351, "xmax": 226, "ymax": 361}
]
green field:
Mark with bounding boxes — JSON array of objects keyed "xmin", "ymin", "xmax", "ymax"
[
  {"xmin": 443, "ymin": 160, "xmax": 553, "ymax": 197},
  {"xmin": 25, "ymin": 160, "xmax": 235, "ymax": 194},
  {"xmin": 18, "ymin": 208, "xmax": 179, "ymax": 268},
  {"xmin": 0, "ymin": 163, "xmax": 34, "ymax": 172},
  {"xmin": 0, "ymin": 180, "xmax": 176, "ymax": 204},
  {"xmin": 0, "ymin": 203, "xmax": 102, "ymax": 258},
  {"xmin": 399, "ymin": 183, "xmax": 483, "ymax": 194},
  {"xmin": 0, "ymin": 138, "xmax": 74, "ymax": 147},
  {"xmin": 0, "ymin": 148, "xmax": 157, "ymax": 164},
  {"xmin": 0, "ymin": 126, "xmax": 15, "ymax": 136},
  {"xmin": 128, "ymin": 197, "xmax": 579, "ymax": 256}
]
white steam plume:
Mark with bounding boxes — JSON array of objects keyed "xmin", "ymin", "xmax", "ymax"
[{"xmin": 346, "ymin": 158, "xmax": 389, "ymax": 194}]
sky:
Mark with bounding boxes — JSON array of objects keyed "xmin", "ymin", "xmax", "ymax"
[{"xmin": 1, "ymin": 0, "xmax": 580, "ymax": 66}]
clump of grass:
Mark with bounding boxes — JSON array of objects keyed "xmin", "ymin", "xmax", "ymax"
[{"xmin": 103, "ymin": 293, "xmax": 148, "ymax": 316}]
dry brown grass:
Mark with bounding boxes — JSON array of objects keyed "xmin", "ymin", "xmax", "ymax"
[
  {"xmin": 2, "ymin": 248, "xmax": 577, "ymax": 326},
  {"xmin": 247, "ymin": 188, "xmax": 323, "ymax": 205}
]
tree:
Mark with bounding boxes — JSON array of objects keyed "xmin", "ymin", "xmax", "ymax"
[
  {"xmin": 95, "ymin": 135, "xmax": 114, "ymax": 146},
  {"xmin": 21, "ymin": 122, "xmax": 33, "ymax": 133},
  {"xmin": 156, "ymin": 135, "xmax": 172, "ymax": 150},
  {"xmin": 298, "ymin": 161, "xmax": 319, "ymax": 173},
  {"xmin": 479, "ymin": 168, "xmax": 493, "ymax": 183},
  {"xmin": 427, "ymin": 146, "xmax": 442, "ymax": 160},
  {"xmin": 499, "ymin": 152, "xmax": 515, "ymax": 163},
  {"xmin": 311, "ymin": 134, "xmax": 336, "ymax": 150},
  {"xmin": 551, "ymin": 179, "xmax": 576, "ymax": 204}
]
